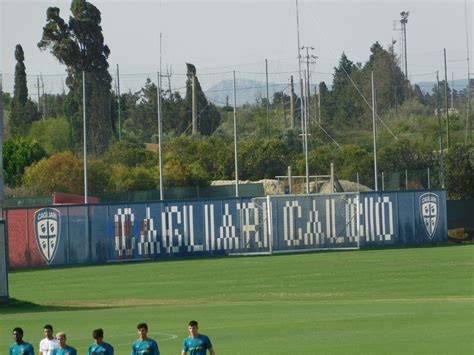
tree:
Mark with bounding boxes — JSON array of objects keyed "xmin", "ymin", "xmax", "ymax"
[
  {"xmin": 38, "ymin": 0, "xmax": 114, "ymax": 154},
  {"xmin": 28, "ymin": 117, "xmax": 72, "ymax": 154},
  {"xmin": 184, "ymin": 63, "xmax": 221, "ymax": 135},
  {"xmin": 3, "ymin": 138, "xmax": 47, "ymax": 187},
  {"xmin": 444, "ymin": 144, "xmax": 474, "ymax": 199},
  {"xmin": 10, "ymin": 44, "xmax": 39, "ymax": 135}
]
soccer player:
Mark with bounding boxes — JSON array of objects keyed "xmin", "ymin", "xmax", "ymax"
[
  {"xmin": 87, "ymin": 328, "xmax": 114, "ymax": 355},
  {"xmin": 9, "ymin": 327, "xmax": 35, "ymax": 354},
  {"xmin": 131, "ymin": 323, "xmax": 160, "ymax": 355},
  {"xmin": 52, "ymin": 332, "xmax": 76, "ymax": 355},
  {"xmin": 39, "ymin": 324, "xmax": 58, "ymax": 355},
  {"xmin": 181, "ymin": 320, "xmax": 215, "ymax": 355}
]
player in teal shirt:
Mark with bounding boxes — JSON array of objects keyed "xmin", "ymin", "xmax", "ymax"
[
  {"xmin": 181, "ymin": 321, "xmax": 215, "ymax": 355},
  {"xmin": 52, "ymin": 332, "xmax": 77, "ymax": 355},
  {"xmin": 131, "ymin": 323, "xmax": 160, "ymax": 355},
  {"xmin": 9, "ymin": 327, "xmax": 35, "ymax": 355},
  {"xmin": 87, "ymin": 328, "xmax": 114, "ymax": 355}
]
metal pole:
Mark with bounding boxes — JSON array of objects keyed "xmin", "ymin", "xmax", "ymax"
[
  {"xmin": 0, "ymin": 73, "xmax": 4, "ymax": 215},
  {"xmin": 265, "ymin": 58, "xmax": 270, "ymax": 137},
  {"xmin": 157, "ymin": 72, "xmax": 164, "ymax": 200},
  {"xmin": 382, "ymin": 171, "xmax": 385, "ymax": 191},
  {"xmin": 116, "ymin": 64, "xmax": 122, "ymax": 141},
  {"xmin": 288, "ymin": 165, "xmax": 292, "ymax": 194},
  {"xmin": 82, "ymin": 70, "xmax": 88, "ymax": 204},
  {"xmin": 444, "ymin": 49, "xmax": 450, "ymax": 148},
  {"xmin": 464, "ymin": 0, "xmax": 472, "ymax": 144},
  {"xmin": 427, "ymin": 167, "xmax": 431, "ymax": 189},
  {"xmin": 436, "ymin": 71, "xmax": 445, "ymax": 188},
  {"xmin": 296, "ymin": 0, "xmax": 308, "ymax": 193},
  {"xmin": 233, "ymin": 71, "xmax": 239, "ymax": 197},
  {"xmin": 330, "ymin": 163, "xmax": 334, "ymax": 193},
  {"xmin": 371, "ymin": 71, "xmax": 378, "ymax": 191},
  {"xmin": 303, "ymin": 75, "xmax": 310, "ymax": 194},
  {"xmin": 405, "ymin": 169, "xmax": 408, "ymax": 190}
]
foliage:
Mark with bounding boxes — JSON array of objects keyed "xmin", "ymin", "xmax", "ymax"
[
  {"xmin": 27, "ymin": 116, "xmax": 72, "ymax": 154},
  {"xmin": 22, "ymin": 151, "xmax": 83, "ymax": 194},
  {"xmin": 108, "ymin": 164, "xmax": 156, "ymax": 192},
  {"xmin": 10, "ymin": 44, "xmax": 39, "ymax": 136},
  {"xmin": 102, "ymin": 141, "xmax": 153, "ymax": 167},
  {"xmin": 444, "ymin": 144, "xmax": 474, "ymax": 199},
  {"xmin": 3, "ymin": 137, "xmax": 47, "ymax": 187},
  {"xmin": 38, "ymin": 0, "xmax": 114, "ymax": 154}
]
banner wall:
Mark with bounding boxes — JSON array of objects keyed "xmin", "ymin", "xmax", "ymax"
[{"xmin": 5, "ymin": 190, "xmax": 447, "ymax": 268}]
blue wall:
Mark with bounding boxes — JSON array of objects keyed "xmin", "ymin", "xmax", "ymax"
[{"xmin": 6, "ymin": 190, "xmax": 447, "ymax": 268}]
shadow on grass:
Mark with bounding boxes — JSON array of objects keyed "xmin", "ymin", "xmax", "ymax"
[{"xmin": 0, "ymin": 298, "xmax": 111, "ymax": 314}]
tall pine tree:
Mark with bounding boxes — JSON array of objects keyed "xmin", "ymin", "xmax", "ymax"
[
  {"xmin": 38, "ymin": 0, "xmax": 114, "ymax": 154},
  {"xmin": 10, "ymin": 44, "xmax": 39, "ymax": 136}
]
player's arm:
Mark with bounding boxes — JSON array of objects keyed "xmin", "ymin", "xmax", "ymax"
[
  {"xmin": 209, "ymin": 348, "xmax": 215, "ymax": 355},
  {"xmin": 181, "ymin": 351, "xmax": 186, "ymax": 355}
]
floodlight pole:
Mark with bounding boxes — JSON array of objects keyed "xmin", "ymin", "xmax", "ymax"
[
  {"xmin": 233, "ymin": 70, "xmax": 239, "ymax": 197},
  {"xmin": 371, "ymin": 71, "xmax": 378, "ymax": 191},
  {"xmin": 82, "ymin": 70, "xmax": 88, "ymax": 204},
  {"xmin": 157, "ymin": 72, "xmax": 164, "ymax": 200}
]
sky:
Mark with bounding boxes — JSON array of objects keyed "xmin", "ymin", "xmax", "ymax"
[{"xmin": 1, "ymin": 0, "xmax": 472, "ymax": 98}]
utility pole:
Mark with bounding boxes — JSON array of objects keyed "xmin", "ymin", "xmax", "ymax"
[
  {"xmin": 436, "ymin": 71, "xmax": 445, "ymax": 188},
  {"xmin": 371, "ymin": 71, "xmax": 378, "ymax": 191},
  {"xmin": 265, "ymin": 58, "xmax": 270, "ymax": 137},
  {"xmin": 116, "ymin": 64, "xmax": 122, "ymax": 141},
  {"xmin": 40, "ymin": 74, "xmax": 46, "ymax": 118},
  {"xmin": 36, "ymin": 76, "xmax": 42, "ymax": 119},
  {"xmin": 232, "ymin": 70, "xmax": 239, "ymax": 197},
  {"xmin": 301, "ymin": 46, "xmax": 317, "ymax": 124},
  {"xmin": 82, "ymin": 70, "xmax": 88, "ymax": 204},
  {"xmin": 451, "ymin": 72, "xmax": 454, "ymax": 109},
  {"xmin": 296, "ymin": 0, "xmax": 309, "ymax": 194},
  {"xmin": 290, "ymin": 75, "xmax": 295, "ymax": 129},
  {"xmin": 192, "ymin": 74, "xmax": 198, "ymax": 134},
  {"xmin": 444, "ymin": 48, "xmax": 450, "ymax": 148},
  {"xmin": 464, "ymin": 0, "xmax": 472, "ymax": 144},
  {"xmin": 400, "ymin": 11, "xmax": 409, "ymax": 96},
  {"xmin": 317, "ymin": 85, "xmax": 321, "ymax": 124},
  {"xmin": 157, "ymin": 72, "xmax": 164, "ymax": 200}
]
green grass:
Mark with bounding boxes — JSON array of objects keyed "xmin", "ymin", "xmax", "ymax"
[{"xmin": 1, "ymin": 245, "xmax": 473, "ymax": 354}]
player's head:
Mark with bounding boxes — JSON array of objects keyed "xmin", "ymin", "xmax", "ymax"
[
  {"xmin": 92, "ymin": 328, "xmax": 104, "ymax": 341},
  {"xmin": 56, "ymin": 332, "xmax": 67, "ymax": 348},
  {"xmin": 137, "ymin": 323, "xmax": 148, "ymax": 339},
  {"xmin": 188, "ymin": 320, "xmax": 199, "ymax": 337},
  {"xmin": 43, "ymin": 324, "xmax": 53, "ymax": 339},
  {"xmin": 12, "ymin": 327, "xmax": 23, "ymax": 342}
]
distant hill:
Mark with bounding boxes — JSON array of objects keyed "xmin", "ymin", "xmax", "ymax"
[
  {"xmin": 205, "ymin": 79, "xmax": 288, "ymax": 106},
  {"xmin": 416, "ymin": 78, "xmax": 468, "ymax": 94},
  {"xmin": 205, "ymin": 78, "xmax": 469, "ymax": 106}
]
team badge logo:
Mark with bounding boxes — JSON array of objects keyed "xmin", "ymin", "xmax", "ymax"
[
  {"xmin": 34, "ymin": 207, "xmax": 61, "ymax": 264},
  {"xmin": 420, "ymin": 193, "xmax": 438, "ymax": 239}
]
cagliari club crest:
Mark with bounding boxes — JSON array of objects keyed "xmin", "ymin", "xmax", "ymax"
[
  {"xmin": 420, "ymin": 193, "xmax": 439, "ymax": 239},
  {"xmin": 34, "ymin": 208, "xmax": 61, "ymax": 264}
]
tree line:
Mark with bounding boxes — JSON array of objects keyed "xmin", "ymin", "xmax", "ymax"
[{"xmin": 3, "ymin": 0, "xmax": 473, "ymax": 200}]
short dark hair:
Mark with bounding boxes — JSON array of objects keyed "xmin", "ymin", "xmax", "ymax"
[
  {"xmin": 137, "ymin": 323, "xmax": 148, "ymax": 331},
  {"xmin": 92, "ymin": 328, "xmax": 104, "ymax": 339},
  {"xmin": 188, "ymin": 320, "xmax": 198, "ymax": 327},
  {"xmin": 44, "ymin": 324, "xmax": 53, "ymax": 332},
  {"xmin": 13, "ymin": 327, "xmax": 23, "ymax": 336}
]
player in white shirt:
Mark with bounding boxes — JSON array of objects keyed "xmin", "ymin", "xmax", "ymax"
[{"xmin": 39, "ymin": 324, "xmax": 59, "ymax": 355}]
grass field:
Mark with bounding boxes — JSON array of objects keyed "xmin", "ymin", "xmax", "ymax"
[{"xmin": 1, "ymin": 245, "xmax": 473, "ymax": 354}]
